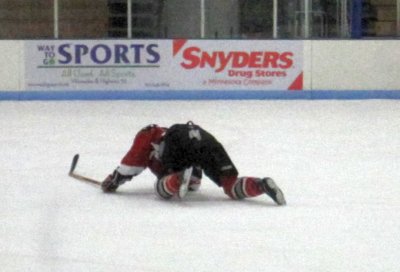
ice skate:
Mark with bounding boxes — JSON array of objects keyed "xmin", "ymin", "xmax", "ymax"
[{"xmin": 259, "ymin": 178, "xmax": 286, "ymax": 205}]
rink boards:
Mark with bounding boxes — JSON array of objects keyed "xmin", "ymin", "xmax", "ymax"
[{"xmin": 0, "ymin": 39, "xmax": 399, "ymax": 100}]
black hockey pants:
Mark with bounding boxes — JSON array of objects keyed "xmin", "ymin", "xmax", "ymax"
[{"xmin": 161, "ymin": 122, "xmax": 238, "ymax": 186}]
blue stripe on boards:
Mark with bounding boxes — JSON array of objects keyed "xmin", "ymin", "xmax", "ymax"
[{"xmin": 1, "ymin": 90, "xmax": 400, "ymax": 101}]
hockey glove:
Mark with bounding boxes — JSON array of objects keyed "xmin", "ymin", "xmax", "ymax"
[{"xmin": 101, "ymin": 169, "xmax": 133, "ymax": 193}]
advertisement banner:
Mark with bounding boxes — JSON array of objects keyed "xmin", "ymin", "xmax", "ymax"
[
  {"xmin": 24, "ymin": 40, "xmax": 171, "ymax": 91},
  {"xmin": 170, "ymin": 40, "xmax": 303, "ymax": 91},
  {"xmin": 25, "ymin": 40, "xmax": 303, "ymax": 91}
]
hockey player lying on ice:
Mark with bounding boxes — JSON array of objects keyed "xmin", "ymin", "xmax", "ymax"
[{"xmin": 102, "ymin": 122, "xmax": 286, "ymax": 205}]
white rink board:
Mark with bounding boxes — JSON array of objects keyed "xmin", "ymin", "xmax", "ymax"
[
  {"xmin": 0, "ymin": 39, "xmax": 400, "ymax": 97},
  {"xmin": 311, "ymin": 40, "xmax": 400, "ymax": 90},
  {"xmin": 0, "ymin": 41, "xmax": 23, "ymax": 90}
]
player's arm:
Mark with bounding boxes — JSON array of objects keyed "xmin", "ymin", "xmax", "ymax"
[{"xmin": 102, "ymin": 127, "xmax": 154, "ymax": 193}]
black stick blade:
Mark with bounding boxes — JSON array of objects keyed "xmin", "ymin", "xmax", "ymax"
[{"xmin": 69, "ymin": 154, "xmax": 80, "ymax": 175}]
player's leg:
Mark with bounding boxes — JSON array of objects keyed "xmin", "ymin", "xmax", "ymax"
[
  {"xmin": 155, "ymin": 172, "xmax": 180, "ymax": 199},
  {"xmin": 195, "ymin": 128, "xmax": 238, "ymax": 183},
  {"xmin": 221, "ymin": 176, "xmax": 286, "ymax": 205},
  {"xmin": 159, "ymin": 123, "xmax": 203, "ymax": 196},
  {"xmin": 188, "ymin": 166, "xmax": 202, "ymax": 191},
  {"xmin": 221, "ymin": 176, "xmax": 262, "ymax": 199},
  {"xmin": 154, "ymin": 167, "xmax": 202, "ymax": 199},
  {"xmin": 195, "ymin": 127, "xmax": 286, "ymax": 205}
]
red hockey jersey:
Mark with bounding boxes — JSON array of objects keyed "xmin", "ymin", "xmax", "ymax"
[{"xmin": 117, "ymin": 125, "xmax": 167, "ymax": 178}]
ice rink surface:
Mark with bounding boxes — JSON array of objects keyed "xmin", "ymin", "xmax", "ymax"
[{"xmin": 1, "ymin": 100, "xmax": 399, "ymax": 272}]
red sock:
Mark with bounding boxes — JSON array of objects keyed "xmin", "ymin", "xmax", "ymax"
[
  {"xmin": 155, "ymin": 173, "xmax": 180, "ymax": 199},
  {"xmin": 164, "ymin": 174, "xmax": 180, "ymax": 194},
  {"xmin": 221, "ymin": 176, "xmax": 263, "ymax": 199}
]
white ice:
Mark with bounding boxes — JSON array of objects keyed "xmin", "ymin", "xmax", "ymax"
[{"xmin": 1, "ymin": 100, "xmax": 399, "ymax": 272}]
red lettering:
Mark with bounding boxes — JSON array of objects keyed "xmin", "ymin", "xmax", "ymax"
[
  {"xmin": 179, "ymin": 47, "xmax": 294, "ymax": 72},
  {"xmin": 200, "ymin": 51, "xmax": 218, "ymax": 69},
  {"xmin": 231, "ymin": 52, "xmax": 249, "ymax": 69},
  {"xmin": 181, "ymin": 47, "xmax": 201, "ymax": 69},
  {"xmin": 279, "ymin": 52, "xmax": 293, "ymax": 69},
  {"xmin": 262, "ymin": 52, "xmax": 280, "ymax": 68},
  {"xmin": 248, "ymin": 52, "xmax": 263, "ymax": 68},
  {"xmin": 217, "ymin": 52, "xmax": 233, "ymax": 72}
]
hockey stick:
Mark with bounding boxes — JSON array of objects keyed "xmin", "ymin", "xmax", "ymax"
[{"xmin": 68, "ymin": 154, "xmax": 102, "ymax": 186}]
